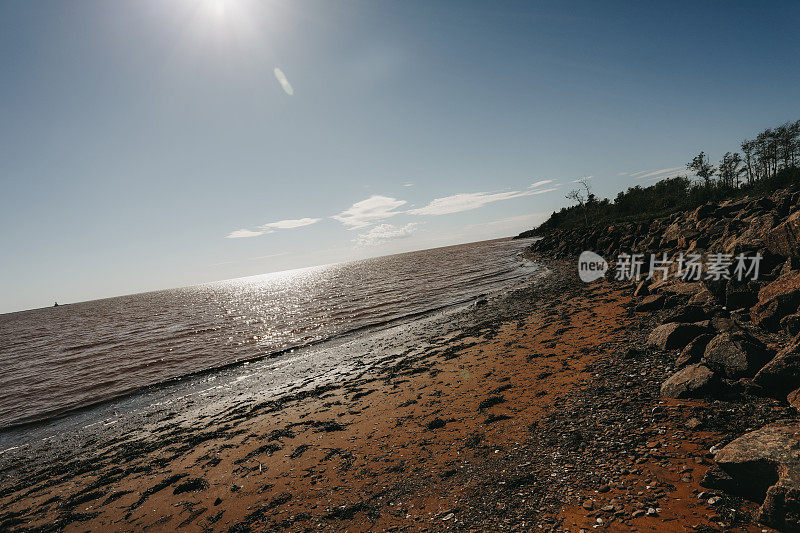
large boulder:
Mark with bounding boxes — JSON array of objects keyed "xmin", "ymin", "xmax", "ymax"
[
  {"xmin": 689, "ymin": 287, "xmax": 716, "ymax": 307},
  {"xmin": 706, "ymin": 422, "xmax": 800, "ymax": 532},
  {"xmin": 725, "ymin": 213, "xmax": 777, "ymax": 255},
  {"xmin": 635, "ymin": 294, "xmax": 664, "ymax": 312},
  {"xmin": 754, "ymin": 340, "xmax": 800, "ymax": 396},
  {"xmin": 766, "ymin": 210, "xmax": 800, "ymax": 259},
  {"xmin": 647, "ymin": 322, "xmax": 709, "ymax": 351},
  {"xmin": 660, "ymin": 364, "xmax": 718, "ymax": 398},
  {"xmin": 701, "ymin": 331, "xmax": 773, "ymax": 379},
  {"xmin": 751, "ymin": 270, "xmax": 800, "ymax": 331},
  {"xmin": 725, "ymin": 279, "xmax": 761, "ymax": 311},
  {"xmin": 662, "ymin": 304, "xmax": 709, "ymax": 324},
  {"xmin": 676, "ymin": 333, "xmax": 714, "ymax": 368},
  {"xmin": 783, "ymin": 314, "xmax": 800, "ymax": 337}
]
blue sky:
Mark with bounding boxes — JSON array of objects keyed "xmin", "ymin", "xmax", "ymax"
[{"xmin": 1, "ymin": 0, "xmax": 799, "ymax": 312}]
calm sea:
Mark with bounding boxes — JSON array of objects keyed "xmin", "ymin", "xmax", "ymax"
[{"xmin": 0, "ymin": 238, "xmax": 535, "ymax": 429}]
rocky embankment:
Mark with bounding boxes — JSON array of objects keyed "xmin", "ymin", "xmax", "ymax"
[{"xmin": 526, "ymin": 184, "xmax": 800, "ymax": 531}]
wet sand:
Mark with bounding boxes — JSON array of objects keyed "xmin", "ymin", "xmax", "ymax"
[{"xmin": 0, "ymin": 260, "xmax": 787, "ymax": 531}]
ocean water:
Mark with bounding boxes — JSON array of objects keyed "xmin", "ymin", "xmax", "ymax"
[{"xmin": 0, "ymin": 238, "xmax": 535, "ymax": 430}]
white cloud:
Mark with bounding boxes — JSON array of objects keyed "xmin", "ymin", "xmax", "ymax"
[
  {"xmin": 354, "ymin": 223, "xmax": 418, "ymax": 247},
  {"xmin": 407, "ymin": 191, "xmax": 525, "ymax": 216},
  {"xmin": 407, "ymin": 185, "xmax": 559, "ymax": 216},
  {"xmin": 403, "ymin": 182, "xmax": 414, "ymax": 187},
  {"xmin": 646, "ymin": 169, "xmax": 687, "ymax": 181},
  {"xmin": 571, "ymin": 175, "xmax": 593, "ymax": 183},
  {"xmin": 259, "ymin": 217, "xmax": 321, "ymax": 231},
  {"xmin": 332, "ymin": 195, "xmax": 407, "ymax": 229},
  {"xmin": 273, "ymin": 67, "xmax": 294, "ymax": 96},
  {"xmin": 225, "ymin": 229, "xmax": 265, "ymax": 239},
  {"xmin": 529, "ymin": 186, "xmax": 560, "ymax": 195},
  {"xmin": 529, "ymin": 179, "xmax": 555, "ymax": 188},
  {"xmin": 635, "ymin": 166, "xmax": 684, "ymax": 179}
]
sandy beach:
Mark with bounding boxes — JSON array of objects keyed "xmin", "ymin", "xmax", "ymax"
[{"xmin": 0, "ymin": 258, "xmax": 789, "ymax": 532}]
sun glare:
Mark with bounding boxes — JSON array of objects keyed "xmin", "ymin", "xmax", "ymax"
[{"xmin": 206, "ymin": 0, "xmax": 230, "ymax": 17}]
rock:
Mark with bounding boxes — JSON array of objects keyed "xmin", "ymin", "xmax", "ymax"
[
  {"xmin": 709, "ymin": 421, "xmax": 800, "ymax": 532},
  {"xmin": 726, "ymin": 213, "xmax": 776, "ymax": 255},
  {"xmin": 703, "ymin": 278, "xmax": 729, "ymax": 306},
  {"xmin": 648, "ymin": 322, "xmax": 709, "ymax": 351},
  {"xmin": 582, "ymin": 499, "xmax": 594, "ymax": 510},
  {"xmin": 782, "ymin": 313, "xmax": 800, "ymax": 337},
  {"xmin": 660, "ymin": 364, "xmax": 718, "ymax": 398},
  {"xmin": 663, "ymin": 304, "xmax": 709, "ymax": 324},
  {"xmin": 689, "ymin": 287, "xmax": 716, "ymax": 307},
  {"xmin": 725, "ymin": 279, "xmax": 760, "ymax": 310},
  {"xmin": 685, "ymin": 417, "xmax": 703, "ymax": 429},
  {"xmin": 634, "ymin": 279, "xmax": 651, "ymax": 297},
  {"xmin": 692, "ymin": 203, "xmax": 718, "ymax": 222},
  {"xmin": 635, "ymin": 294, "xmax": 664, "ymax": 312},
  {"xmin": 676, "ymin": 333, "xmax": 714, "ymax": 368},
  {"xmin": 751, "ymin": 270, "xmax": 800, "ymax": 331},
  {"xmin": 710, "ymin": 315, "xmax": 737, "ymax": 332},
  {"xmin": 754, "ymin": 340, "xmax": 800, "ymax": 396},
  {"xmin": 766, "ymin": 210, "xmax": 800, "ymax": 258},
  {"xmin": 701, "ymin": 331, "xmax": 773, "ymax": 379},
  {"xmin": 701, "ymin": 465, "xmax": 737, "ymax": 492},
  {"xmin": 426, "ymin": 418, "xmax": 446, "ymax": 430}
]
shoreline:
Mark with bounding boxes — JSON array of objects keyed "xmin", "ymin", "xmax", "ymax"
[{"xmin": 1, "ymin": 258, "xmax": 785, "ymax": 531}]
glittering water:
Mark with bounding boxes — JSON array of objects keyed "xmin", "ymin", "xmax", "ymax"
[{"xmin": 0, "ymin": 238, "xmax": 535, "ymax": 429}]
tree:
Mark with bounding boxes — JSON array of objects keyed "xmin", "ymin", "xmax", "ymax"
[
  {"xmin": 687, "ymin": 151, "xmax": 716, "ymax": 187},
  {"xmin": 718, "ymin": 152, "xmax": 743, "ymax": 188},
  {"xmin": 741, "ymin": 139, "xmax": 755, "ymax": 185},
  {"xmin": 565, "ymin": 179, "xmax": 592, "ymax": 226}
]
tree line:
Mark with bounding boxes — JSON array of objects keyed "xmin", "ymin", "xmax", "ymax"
[
  {"xmin": 690, "ymin": 120, "xmax": 800, "ymax": 188},
  {"xmin": 524, "ymin": 119, "xmax": 800, "ymax": 235}
]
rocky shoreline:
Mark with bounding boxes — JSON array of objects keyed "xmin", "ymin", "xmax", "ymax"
[
  {"xmin": 529, "ymin": 183, "xmax": 800, "ymax": 531},
  {"xmin": 2, "ymin": 187, "xmax": 800, "ymax": 530}
]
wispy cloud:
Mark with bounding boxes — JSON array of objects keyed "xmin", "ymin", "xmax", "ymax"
[
  {"xmin": 332, "ymin": 195, "xmax": 407, "ymax": 229},
  {"xmin": 259, "ymin": 217, "xmax": 321, "ymax": 232},
  {"xmin": 571, "ymin": 175, "xmax": 593, "ymax": 183},
  {"xmin": 634, "ymin": 166, "xmax": 684, "ymax": 179},
  {"xmin": 407, "ymin": 191, "xmax": 524, "ymax": 216},
  {"xmin": 227, "ymin": 218, "xmax": 320, "ymax": 240},
  {"xmin": 407, "ymin": 183, "xmax": 559, "ymax": 216},
  {"xmin": 403, "ymin": 182, "xmax": 414, "ymax": 187},
  {"xmin": 229, "ymin": 180, "xmax": 560, "ymax": 239},
  {"xmin": 274, "ymin": 68, "xmax": 294, "ymax": 96},
  {"xmin": 530, "ymin": 186, "xmax": 560, "ymax": 195},
  {"xmin": 226, "ymin": 229, "xmax": 264, "ymax": 239},
  {"xmin": 354, "ymin": 223, "xmax": 419, "ymax": 247}
]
